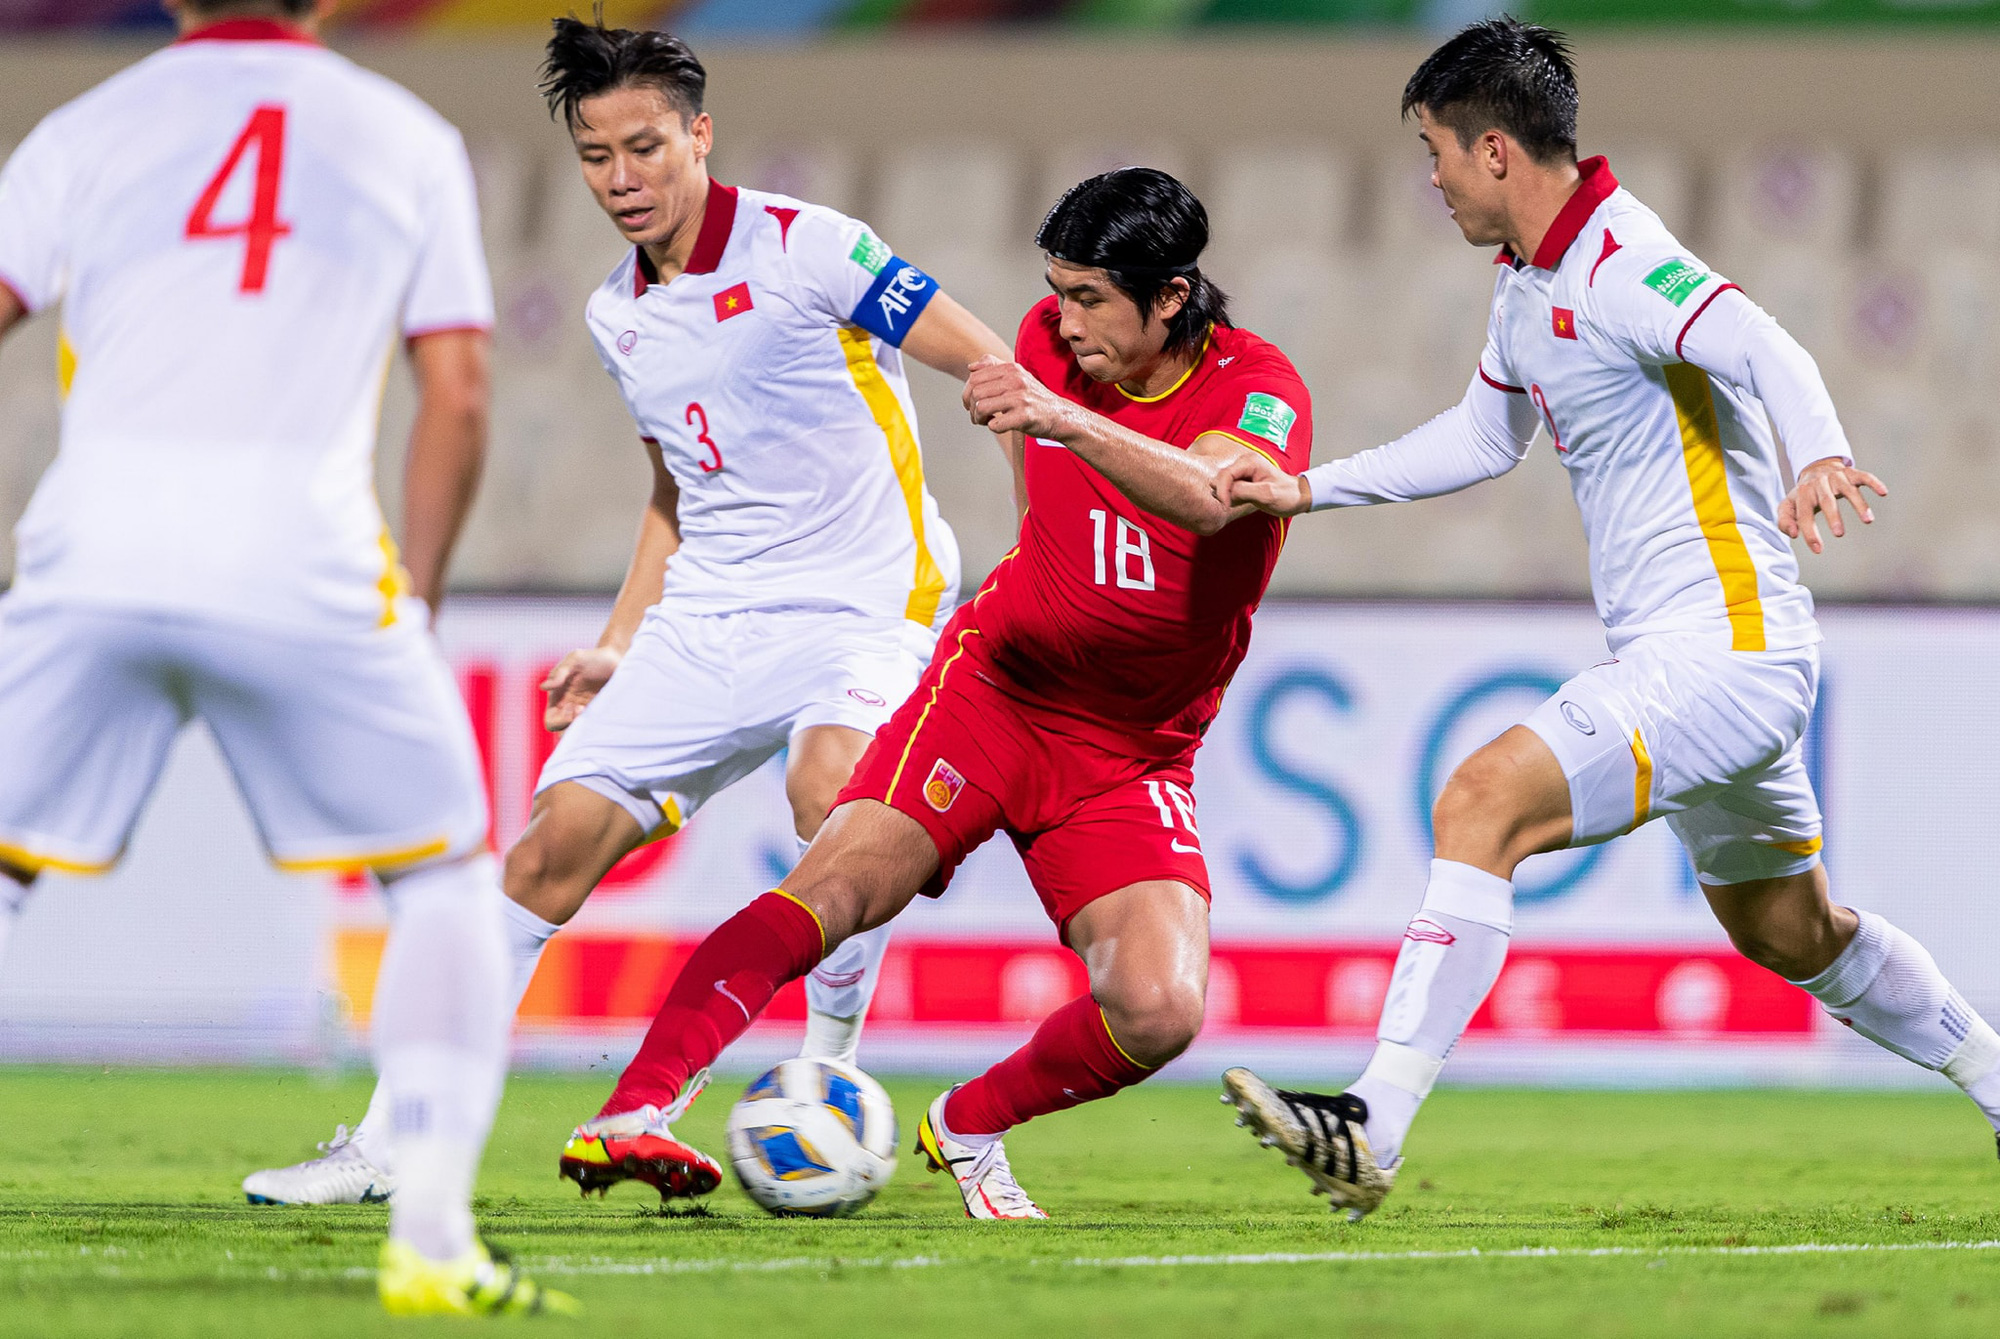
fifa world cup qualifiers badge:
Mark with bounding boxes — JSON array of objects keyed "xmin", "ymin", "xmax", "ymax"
[{"xmin": 923, "ymin": 759, "xmax": 966, "ymax": 813}]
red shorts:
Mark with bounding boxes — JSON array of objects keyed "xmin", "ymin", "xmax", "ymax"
[{"xmin": 836, "ymin": 644, "xmax": 1211, "ymax": 943}]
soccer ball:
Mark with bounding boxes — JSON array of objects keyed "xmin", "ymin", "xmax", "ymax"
[{"xmin": 726, "ymin": 1058, "xmax": 899, "ymax": 1217}]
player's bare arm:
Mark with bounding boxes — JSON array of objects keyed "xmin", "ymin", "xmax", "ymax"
[
  {"xmin": 965, "ymin": 355, "xmax": 1259, "ymax": 535},
  {"xmin": 899, "ymin": 294, "xmax": 1028, "ymax": 518},
  {"xmin": 542, "ymin": 439, "xmax": 681, "ymax": 731},
  {"xmin": 398, "ymin": 329, "xmax": 490, "ymax": 621}
]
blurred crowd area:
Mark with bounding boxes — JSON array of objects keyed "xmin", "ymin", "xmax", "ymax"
[{"xmin": 0, "ymin": 31, "xmax": 1996, "ymax": 599}]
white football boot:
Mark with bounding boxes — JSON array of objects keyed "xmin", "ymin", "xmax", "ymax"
[
  {"xmin": 1222, "ymin": 1066, "xmax": 1397, "ymax": 1221},
  {"xmin": 913, "ymin": 1089, "xmax": 1048, "ymax": 1220},
  {"xmin": 242, "ymin": 1125, "xmax": 394, "ymax": 1205}
]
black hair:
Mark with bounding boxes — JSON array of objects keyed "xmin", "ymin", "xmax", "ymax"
[
  {"xmin": 1401, "ymin": 16, "xmax": 1578, "ymax": 166},
  {"xmin": 185, "ymin": 0, "xmax": 314, "ymax": 15},
  {"xmin": 1034, "ymin": 167, "xmax": 1230, "ymax": 357},
  {"xmin": 540, "ymin": 11, "xmax": 707, "ymax": 130}
]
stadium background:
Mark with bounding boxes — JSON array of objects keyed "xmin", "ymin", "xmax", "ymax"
[{"xmin": 0, "ymin": 2, "xmax": 1996, "ymax": 1093}]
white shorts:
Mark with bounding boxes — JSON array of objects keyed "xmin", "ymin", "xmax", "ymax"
[
  {"xmin": 0, "ymin": 600, "xmax": 488, "ymax": 874},
  {"xmin": 537, "ymin": 605, "xmax": 936, "ymax": 837},
  {"xmin": 1521, "ymin": 636, "xmax": 1823, "ymax": 887}
]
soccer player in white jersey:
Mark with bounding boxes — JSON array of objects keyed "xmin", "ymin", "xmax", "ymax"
[
  {"xmin": 244, "ymin": 17, "xmax": 1016, "ymax": 1207},
  {"xmin": 0, "ymin": 0, "xmax": 567, "ymax": 1316},
  {"xmin": 1220, "ymin": 19, "xmax": 2000, "ymax": 1218}
]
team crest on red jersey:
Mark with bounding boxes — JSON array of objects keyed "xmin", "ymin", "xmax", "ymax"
[
  {"xmin": 713, "ymin": 282, "xmax": 753, "ymax": 322},
  {"xmin": 922, "ymin": 759, "xmax": 966, "ymax": 813}
]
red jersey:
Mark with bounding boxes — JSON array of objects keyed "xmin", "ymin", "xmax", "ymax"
[{"xmin": 955, "ymin": 296, "xmax": 1312, "ymax": 760}]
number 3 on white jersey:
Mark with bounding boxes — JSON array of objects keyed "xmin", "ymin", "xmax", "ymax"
[
  {"xmin": 1087, "ymin": 508, "xmax": 1156, "ymax": 591},
  {"xmin": 1144, "ymin": 778, "xmax": 1201, "ymax": 853}
]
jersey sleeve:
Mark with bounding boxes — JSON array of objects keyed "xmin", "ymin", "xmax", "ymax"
[
  {"xmin": 787, "ymin": 207, "xmax": 940, "ymax": 348},
  {"xmin": 400, "ymin": 127, "xmax": 495, "ymax": 338},
  {"xmin": 0, "ymin": 120, "xmax": 72, "ymax": 314},
  {"xmin": 1588, "ymin": 240, "xmax": 1739, "ymax": 366},
  {"xmin": 1202, "ymin": 356, "xmax": 1313, "ymax": 475}
]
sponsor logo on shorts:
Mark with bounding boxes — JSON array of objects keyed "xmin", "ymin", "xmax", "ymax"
[
  {"xmin": 1404, "ymin": 917, "xmax": 1457, "ymax": 946},
  {"xmin": 923, "ymin": 758, "xmax": 966, "ymax": 813},
  {"xmin": 617, "ymin": 330, "xmax": 638, "ymax": 355},
  {"xmin": 1642, "ymin": 258, "xmax": 1709, "ymax": 307},
  {"xmin": 1561, "ymin": 700, "xmax": 1597, "ymax": 736},
  {"xmin": 846, "ymin": 688, "xmax": 887, "ymax": 707}
]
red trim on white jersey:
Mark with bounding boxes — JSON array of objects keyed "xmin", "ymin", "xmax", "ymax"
[
  {"xmin": 1674, "ymin": 283, "xmax": 1744, "ymax": 360},
  {"xmin": 1529, "ymin": 156, "xmax": 1619, "ymax": 271},
  {"xmin": 632, "ymin": 179, "xmax": 739, "ymax": 295},
  {"xmin": 175, "ymin": 18, "xmax": 319, "ymax": 46},
  {"xmin": 1478, "ymin": 365, "xmax": 1526, "ymax": 395}
]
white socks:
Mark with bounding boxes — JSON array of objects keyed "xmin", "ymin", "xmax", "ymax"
[
  {"xmin": 1349, "ymin": 859, "xmax": 1515, "ymax": 1167},
  {"xmin": 1793, "ymin": 910, "xmax": 2000, "ymax": 1132},
  {"xmin": 796, "ymin": 832, "xmax": 889, "ymax": 1068},
  {"xmin": 373, "ymin": 855, "xmax": 510, "ymax": 1263},
  {"xmin": 355, "ymin": 892, "xmax": 557, "ymax": 1169}
]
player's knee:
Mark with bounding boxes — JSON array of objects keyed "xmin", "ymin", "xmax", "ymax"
[{"xmin": 1102, "ymin": 979, "xmax": 1205, "ymax": 1067}]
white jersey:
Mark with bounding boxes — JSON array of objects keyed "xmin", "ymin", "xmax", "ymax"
[
  {"xmin": 1479, "ymin": 157, "xmax": 1817, "ymax": 654},
  {"xmin": 0, "ymin": 19, "xmax": 492, "ymax": 632},
  {"xmin": 585, "ymin": 180, "xmax": 960, "ymax": 630}
]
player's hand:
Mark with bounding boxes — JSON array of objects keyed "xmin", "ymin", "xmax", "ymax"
[
  {"xmin": 1779, "ymin": 458, "xmax": 1887, "ymax": 555},
  {"xmin": 541, "ymin": 647, "xmax": 623, "ymax": 732},
  {"xmin": 963, "ymin": 356, "xmax": 1073, "ymax": 441},
  {"xmin": 1219, "ymin": 451, "xmax": 1312, "ymax": 516}
]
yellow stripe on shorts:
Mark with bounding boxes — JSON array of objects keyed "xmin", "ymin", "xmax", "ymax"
[{"xmin": 1666, "ymin": 362, "xmax": 1766, "ymax": 652}]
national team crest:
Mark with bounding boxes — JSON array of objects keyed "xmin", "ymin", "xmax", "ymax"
[{"xmin": 922, "ymin": 759, "xmax": 966, "ymax": 813}]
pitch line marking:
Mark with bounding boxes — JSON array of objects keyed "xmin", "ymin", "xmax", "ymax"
[{"xmin": 516, "ymin": 1239, "xmax": 2000, "ymax": 1276}]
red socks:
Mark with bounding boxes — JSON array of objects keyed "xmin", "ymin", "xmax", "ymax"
[
  {"xmin": 601, "ymin": 891, "xmax": 824, "ymax": 1116},
  {"xmin": 944, "ymin": 993, "xmax": 1155, "ymax": 1136}
]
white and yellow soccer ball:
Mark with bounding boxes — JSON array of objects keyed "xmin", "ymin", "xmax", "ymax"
[{"xmin": 726, "ymin": 1058, "xmax": 899, "ymax": 1217}]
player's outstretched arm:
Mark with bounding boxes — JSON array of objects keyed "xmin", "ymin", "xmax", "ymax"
[
  {"xmin": 542, "ymin": 440, "xmax": 682, "ymax": 732},
  {"xmin": 964, "ymin": 356, "xmax": 1255, "ymax": 534},
  {"xmin": 400, "ymin": 329, "xmax": 491, "ymax": 621},
  {"xmin": 900, "ymin": 296, "xmax": 1028, "ymax": 520}
]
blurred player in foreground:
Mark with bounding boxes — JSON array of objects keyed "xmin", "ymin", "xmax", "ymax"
[
  {"xmin": 246, "ymin": 17, "xmax": 1016, "ymax": 1207},
  {"xmin": 1222, "ymin": 18, "xmax": 2000, "ymax": 1219},
  {"xmin": 0, "ymin": 0, "xmax": 567, "ymax": 1316},
  {"xmin": 559, "ymin": 168, "xmax": 1311, "ymax": 1218}
]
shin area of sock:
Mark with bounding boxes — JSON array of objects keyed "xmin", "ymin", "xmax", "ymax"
[
  {"xmin": 943, "ymin": 995, "xmax": 1153, "ymax": 1137},
  {"xmin": 601, "ymin": 891, "xmax": 824, "ymax": 1115}
]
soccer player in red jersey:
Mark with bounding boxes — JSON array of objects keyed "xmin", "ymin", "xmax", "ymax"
[{"xmin": 559, "ymin": 167, "xmax": 1312, "ymax": 1218}]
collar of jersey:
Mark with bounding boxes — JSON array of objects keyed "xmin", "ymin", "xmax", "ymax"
[
  {"xmin": 1114, "ymin": 326, "xmax": 1213, "ymax": 403},
  {"xmin": 634, "ymin": 179, "xmax": 739, "ymax": 295},
  {"xmin": 175, "ymin": 18, "xmax": 318, "ymax": 45},
  {"xmin": 1493, "ymin": 155, "xmax": 1619, "ymax": 272}
]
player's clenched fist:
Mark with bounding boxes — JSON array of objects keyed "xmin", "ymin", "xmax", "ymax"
[
  {"xmin": 541, "ymin": 647, "xmax": 624, "ymax": 732},
  {"xmin": 964, "ymin": 355, "xmax": 1076, "ymax": 441},
  {"xmin": 1221, "ymin": 450, "xmax": 1313, "ymax": 516}
]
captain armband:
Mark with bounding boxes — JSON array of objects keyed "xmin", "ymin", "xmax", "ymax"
[{"xmin": 848, "ymin": 257, "xmax": 939, "ymax": 347}]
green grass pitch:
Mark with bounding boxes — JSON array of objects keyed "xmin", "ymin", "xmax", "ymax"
[{"xmin": 3, "ymin": 1067, "xmax": 1999, "ymax": 1336}]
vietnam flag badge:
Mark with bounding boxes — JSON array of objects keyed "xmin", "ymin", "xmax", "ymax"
[
  {"xmin": 1552, "ymin": 306, "xmax": 1578, "ymax": 340},
  {"xmin": 713, "ymin": 281, "xmax": 753, "ymax": 322}
]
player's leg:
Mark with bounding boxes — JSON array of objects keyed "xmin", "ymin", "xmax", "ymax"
[
  {"xmin": 788, "ymin": 723, "xmax": 892, "ymax": 1066},
  {"xmin": 0, "ymin": 604, "xmax": 186, "ymax": 969},
  {"xmin": 921, "ymin": 877, "xmax": 1208, "ymax": 1219},
  {"xmin": 559, "ymin": 797, "xmax": 943, "ymax": 1199},
  {"xmin": 1681, "ymin": 751, "xmax": 2000, "ymax": 1145},
  {"xmin": 1228, "ymin": 663, "xmax": 1637, "ymax": 1216}
]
